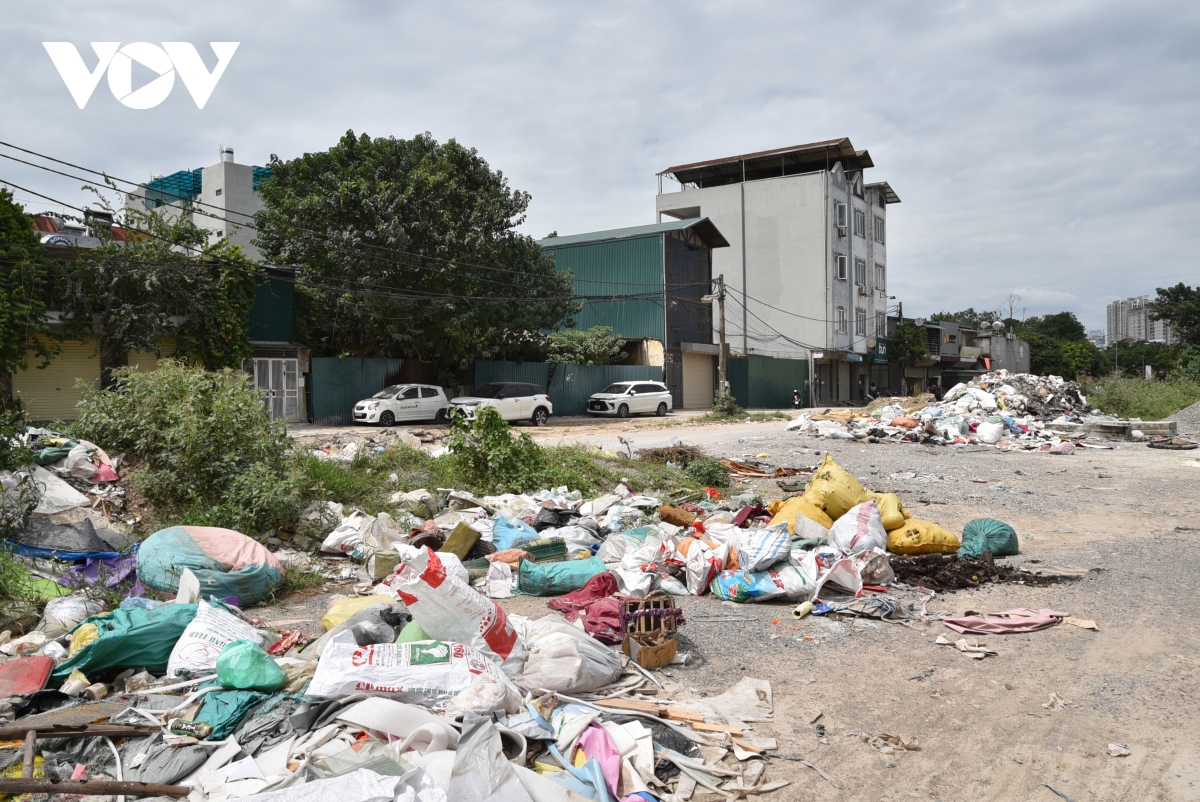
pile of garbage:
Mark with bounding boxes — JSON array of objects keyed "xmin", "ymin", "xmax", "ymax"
[
  {"xmin": 788, "ymin": 370, "xmax": 1113, "ymax": 452},
  {"xmin": 0, "ymin": 452, "xmax": 1041, "ymax": 801},
  {"xmin": 296, "ymin": 428, "xmax": 449, "ymax": 462}
]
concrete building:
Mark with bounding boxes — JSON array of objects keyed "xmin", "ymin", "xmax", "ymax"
[
  {"xmin": 1087, "ymin": 328, "xmax": 1106, "ymax": 347},
  {"xmin": 126, "ymin": 146, "xmax": 269, "ymax": 258},
  {"xmin": 655, "ymin": 138, "xmax": 899, "ymax": 404},
  {"xmin": 1107, "ymin": 295, "xmax": 1176, "ymax": 345}
]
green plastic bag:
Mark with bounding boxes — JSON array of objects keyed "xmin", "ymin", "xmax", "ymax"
[
  {"xmin": 517, "ymin": 557, "xmax": 605, "ymax": 596},
  {"xmin": 215, "ymin": 639, "xmax": 286, "ymax": 691},
  {"xmin": 395, "ymin": 620, "xmax": 430, "ymax": 644},
  {"xmin": 195, "ymin": 688, "xmax": 269, "ymax": 739},
  {"xmin": 51, "ymin": 604, "xmax": 199, "ymax": 683},
  {"xmin": 958, "ymin": 518, "xmax": 1019, "ymax": 560}
]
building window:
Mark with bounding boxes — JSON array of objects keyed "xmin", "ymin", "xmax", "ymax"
[
  {"xmin": 853, "ymin": 208, "xmax": 866, "ymax": 238},
  {"xmin": 854, "ymin": 258, "xmax": 866, "ymax": 286},
  {"xmin": 835, "ymin": 202, "xmax": 847, "ymax": 228},
  {"xmin": 215, "ymin": 188, "xmax": 223, "ymax": 196},
  {"xmin": 875, "ymin": 262, "xmax": 885, "ymax": 289},
  {"xmin": 836, "ymin": 306, "xmax": 847, "ymax": 333},
  {"xmin": 874, "ymin": 215, "xmax": 885, "ymax": 243},
  {"xmin": 856, "ymin": 307, "xmax": 867, "ymax": 336},
  {"xmin": 836, "ymin": 254, "xmax": 847, "ymax": 280},
  {"xmin": 876, "ymin": 312, "xmax": 885, "ymax": 336}
]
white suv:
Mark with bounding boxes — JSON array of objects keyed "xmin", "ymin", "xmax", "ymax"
[
  {"xmin": 587, "ymin": 381, "xmax": 672, "ymax": 418},
  {"xmin": 353, "ymin": 384, "xmax": 449, "ymax": 426},
  {"xmin": 450, "ymin": 382, "xmax": 553, "ymax": 425}
]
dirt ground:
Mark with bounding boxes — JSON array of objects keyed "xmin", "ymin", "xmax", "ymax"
[{"xmin": 264, "ymin": 414, "xmax": 1200, "ymax": 802}]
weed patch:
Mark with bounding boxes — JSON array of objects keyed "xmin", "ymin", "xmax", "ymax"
[{"xmin": 1081, "ymin": 375, "xmax": 1200, "ymax": 420}]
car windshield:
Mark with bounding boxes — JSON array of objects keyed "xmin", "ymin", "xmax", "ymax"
[
  {"xmin": 372, "ymin": 385, "xmax": 410, "ymax": 399},
  {"xmin": 471, "ymin": 383, "xmax": 507, "ymax": 399},
  {"xmin": 600, "ymin": 383, "xmax": 633, "ymax": 394}
]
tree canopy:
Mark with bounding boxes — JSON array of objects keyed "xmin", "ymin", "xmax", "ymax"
[
  {"xmin": 889, "ymin": 323, "xmax": 928, "ymax": 369},
  {"xmin": 254, "ymin": 131, "xmax": 580, "ymax": 382},
  {"xmin": 1148, "ymin": 283, "xmax": 1200, "ymax": 346},
  {"xmin": 0, "ymin": 189, "xmax": 52, "ymax": 380},
  {"xmin": 929, "ymin": 307, "xmax": 998, "ymax": 330},
  {"xmin": 546, "ymin": 326, "xmax": 626, "ymax": 366}
]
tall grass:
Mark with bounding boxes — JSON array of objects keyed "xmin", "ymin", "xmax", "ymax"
[{"xmin": 1081, "ymin": 375, "xmax": 1200, "ymax": 420}]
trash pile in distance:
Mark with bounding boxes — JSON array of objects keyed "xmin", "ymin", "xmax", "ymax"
[{"xmin": 2, "ymin": 440, "xmax": 1089, "ymax": 801}]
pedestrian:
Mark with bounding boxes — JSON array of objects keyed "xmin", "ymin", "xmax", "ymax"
[
  {"xmin": 930, "ymin": 381, "xmax": 944, "ymax": 401},
  {"xmin": 792, "ymin": 389, "xmax": 802, "ymax": 409}
]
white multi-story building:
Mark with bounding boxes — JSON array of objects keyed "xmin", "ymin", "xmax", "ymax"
[
  {"xmin": 126, "ymin": 146, "xmax": 268, "ymax": 259},
  {"xmin": 1087, "ymin": 328, "xmax": 1106, "ymax": 347},
  {"xmin": 1106, "ymin": 296, "xmax": 1176, "ymax": 345},
  {"xmin": 655, "ymin": 138, "xmax": 899, "ymax": 403}
]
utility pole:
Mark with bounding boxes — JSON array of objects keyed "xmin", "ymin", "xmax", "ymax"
[{"xmin": 717, "ymin": 274, "xmax": 728, "ymax": 394}]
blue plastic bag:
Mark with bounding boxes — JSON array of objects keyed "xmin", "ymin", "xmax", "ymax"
[{"xmin": 492, "ymin": 517, "xmax": 538, "ymax": 550}]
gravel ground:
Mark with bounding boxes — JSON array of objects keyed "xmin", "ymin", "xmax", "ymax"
[
  {"xmin": 1168, "ymin": 398, "xmax": 1200, "ymax": 436},
  {"xmin": 256, "ymin": 414, "xmax": 1200, "ymax": 801}
]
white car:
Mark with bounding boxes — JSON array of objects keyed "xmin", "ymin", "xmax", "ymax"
[
  {"xmin": 587, "ymin": 381, "xmax": 673, "ymax": 418},
  {"xmin": 450, "ymin": 382, "xmax": 553, "ymax": 425},
  {"xmin": 353, "ymin": 384, "xmax": 450, "ymax": 426}
]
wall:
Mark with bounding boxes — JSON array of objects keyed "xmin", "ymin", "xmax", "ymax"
[
  {"xmin": 248, "ymin": 270, "xmax": 294, "ymax": 342},
  {"xmin": 474, "ymin": 361, "xmax": 664, "ymax": 417},
  {"xmin": 12, "ymin": 340, "xmax": 101, "ymax": 422},
  {"xmin": 310, "ymin": 357, "xmax": 404, "ymax": 425},
  {"xmin": 543, "ymin": 235, "xmax": 666, "ymax": 342},
  {"xmin": 727, "ymin": 355, "xmax": 810, "ymax": 408},
  {"xmin": 196, "ymin": 160, "xmax": 264, "ymax": 258}
]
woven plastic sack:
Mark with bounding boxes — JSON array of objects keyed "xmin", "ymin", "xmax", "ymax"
[
  {"xmin": 735, "ymin": 525, "xmax": 791, "ymax": 572},
  {"xmin": 216, "ymin": 639, "xmax": 286, "ymax": 691},
  {"xmin": 887, "ymin": 519, "xmax": 960, "ymax": 555},
  {"xmin": 710, "ymin": 560, "xmax": 818, "ymax": 603},
  {"xmin": 513, "ymin": 614, "xmax": 622, "ymax": 693},
  {"xmin": 517, "ymin": 557, "xmax": 605, "ymax": 596},
  {"xmin": 801, "ymin": 454, "xmax": 873, "ymax": 521},
  {"xmin": 872, "ymin": 493, "xmax": 907, "ymax": 531},
  {"xmin": 957, "ymin": 518, "xmax": 1019, "ymax": 559},
  {"xmin": 768, "ymin": 495, "xmax": 833, "ymax": 534},
  {"xmin": 391, "ymin": 548, "xmax": 526, "ymax": 676},
  {"xmin": 827, "ymin": 501, "xmax": 887, "ymax": 554}
]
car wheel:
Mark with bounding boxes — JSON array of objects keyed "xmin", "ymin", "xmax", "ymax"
[
  {"xmin": 656, "ymin": 402, "xmax": 668, "ymax": 417},
  {"xmin": 532, "ymin": 407, "xmax": 549, "ymax": 426},
  {"xmin": 379, "ymin": 411, "xmax": 395, "ymax": 426},
  {"xmin": 617, "ymin": 404, "xmax": 629, "ymax": 418},
  {"xmin": 435, "ymin": 408, "xmax": 449, "ymax": 424}
]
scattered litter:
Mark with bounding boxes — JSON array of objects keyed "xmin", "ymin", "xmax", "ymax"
[
  {"xmin": 1108, "ymin": 743, "xmax": 1131, "ymax": 757},
  {"xmin": 1043, "ymin": 692, "xmax": 1070, "ymax": 710},
  {"xmin": 935, "ymin": 634, "xmax": 997, "ymax": 659}
]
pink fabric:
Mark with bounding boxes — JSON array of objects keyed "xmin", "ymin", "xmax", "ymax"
[
  {"xmin": 577, "ymin": 723, "xmax": 621, "ymax": 798},
  {"xmin": 548, "ymin": 572, "xmax": 619, "ymax": 618},
  {"xmin": 943, "ymin": 608, "xmax": 1071, "ymax": 635},
  {"xmin": 181, "ymin": 526, "xmax": 284, "ymax": 573}
]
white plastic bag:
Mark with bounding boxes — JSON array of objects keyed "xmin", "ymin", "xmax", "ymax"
[
  {"xmin": 735, "ymin": 524, "xmax": 791, "ymax": 572},
  {"xmin": 37, "ymin": 594, "xmax": 104, "ymax": 639},
  {"xmin": 855, "ymin": 548, "xmax": 896, "ymax": 586},
  {"xmin": 827, "ymin": 500, "xmax": 887, "ymax": 555},
  {"xmin": 612, "ymin": 567, "xmax": 657, "ymax": 598},
  {"xmin": 486, "ymin": 562, "xmax": 513, "ymax": 599},
  {"xmin": 685, "ymin": 540, "xmax": 728, "ymax": 595},
  {"xmin": 435, "ymin": 552, "xmax": 470, "ymax": 586},
  {"xmin": 513, "ymin": 614, "xmax": 622, "ymax": 694},
  {"xmin": 309, "ymin": 639, "xmax": 522, "ymax": 713},
  {"xmin": 167, "ymin": 601, "xmax": 269, "ymax": 678},
  {"xmin": 390, "ymin": 548, "xmax": 526, "ymax": 676},
  {"xmin": 977, "ymin": 421, "xmax": 1004, "ymax": 444}
]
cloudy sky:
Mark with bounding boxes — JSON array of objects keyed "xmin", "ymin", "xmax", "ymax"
[{"xmin": 2, "ymin": 1, "xmax": 1196, "ymax": 333}]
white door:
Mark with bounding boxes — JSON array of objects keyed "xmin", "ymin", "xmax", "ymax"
[
  {"xmin": 255, "ymin": 358, "xmax": 300, "ymax": 422},
  {"xmin": 394, "ymin": 386, "xmax": 421, "ymax": 420},
  {"xmin": 631, "ymin": 385, "xmax": 653, "ymax": 414},
  {"xmin": 419, "ymin": 387, "xmax": 442, "ymax": 419}
]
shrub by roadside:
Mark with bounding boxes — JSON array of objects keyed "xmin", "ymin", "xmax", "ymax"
[{"xmin": 1081, "ymin": 375, "xmax": 1200, "ymax": 421}]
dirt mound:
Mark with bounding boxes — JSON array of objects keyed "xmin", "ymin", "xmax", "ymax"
[{"xmin": 890, "ymin": 552, "xmax": 1080, "ymax": 592}]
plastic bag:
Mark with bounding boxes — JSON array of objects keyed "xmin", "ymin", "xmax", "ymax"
[
  {"xmin": 216, "ymin": 639, "xmax": 286, "ymax": 691},
  {"xmin": 768, "ymin": 495, "xmax": 833, "ymax": 534},
  {"xmin": 492, "ymin": 517, "xmax": 538, "ymax": 551},
  {"xmin": 513, "ymin": 615, "xmax": 622, "ymax": 693},
  {"xmin": 709, "ymin": 560, "xmax": 817, "ymax": 603},
  {"xmin": 684, "ymin": 540, "xmax": 728, "ymax": 595},
  {"xmin": 309, "ymin": 640, "xmax": 522, "ymax": 713},
  {"xmin": 802, "ymin": 454, "xmax": 873, "ymax": 520},
  {"xmin": 872, "ymin": 493, "xmax": 907, "ymax": 532},
  {"xmin": 321, "ymin": 594, "xmax": 398, "ymax": 632},
  {"xmin": 735, "ymin": 525, "xmax": 791, "ymax": 572},
  {"xmin": 50, "ymin": 604, "xmax": 198, "ymax": 683},
  {"xmin": 958, "ymin": 518, "xmax": 1019, "ymax": 559},
  {"xmin": 517, "ymin": 557, "xmax": 605, "ymax": 596},
  {"xmin": 37, "ymin": 594, "xmax": 105, "ymax": 639},
  {"xmin": 977, "ymin": 421, "xmax": 1004, "ymax": 444},
  {"xmin": 887, "ymin": 519, "xmax": 960, "ymax": 555},
  {"xmin": 390, "ymin": 548, "xmax": 526, "ymax": 676},
  {"xmin": 827, "ymin": 500, "xmax": 887, "ymax": 554},
  {"xmin": 168, "ymin": 600, "xmax": 267, "ymax": 678}
]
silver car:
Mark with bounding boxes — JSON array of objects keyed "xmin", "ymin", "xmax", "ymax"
[{"xmin": 586, "ymin": 381, "xmax": 672, "ymax": 418}]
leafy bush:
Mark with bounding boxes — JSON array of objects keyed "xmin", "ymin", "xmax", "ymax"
[
  {"xmin": 446, "ymin": 406, "xmax": 550, "ymax": 493},
  {"xmin": 546, "ymin": 326, "xmax": 627, "ymax": 366},
  {"xmin": 71, "ymin": 360, "xmax": 303, "ymax": 535},
  {"xmin": 0, "ymin": 409, "xmax": 36, "ymax": 540},
  {"xmin": 684, "ymin": 457, "xmax": 730, "ymax": 488},
  {"xmin": 1080, "ymin": 375, "xmax": 1200, "ymax": 420},
  {"xmin": 712, "ymin": 392, "xmax": 746, "ymax": 418}
]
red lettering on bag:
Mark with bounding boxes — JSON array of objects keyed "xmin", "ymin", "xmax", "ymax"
[
  {"xmin": 396, "ymin": 590, "xmax": 418, "ymax": 606},
  {"xmin": 350, "ymin": 645, "xmax": 372, "ymax": 667},
  {"xmin": 419, "ymin": 547, "xmax": 446, "ymax": 588},
  {"xmin": 478, "ymin": 602, "xmax": 518, "ymax": 658}
]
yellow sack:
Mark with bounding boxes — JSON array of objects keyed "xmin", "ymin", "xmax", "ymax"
[
  {"xmin": 887, "ymin": 519, "xmax": 960, "ymax": 555},
  {"xmin": 69, "ymin": 622, "xmax": 99, "ymax": 656},
  {"xmin": 766, "ymin": 499, "xmax": 784, "ymax": 516},
  {"xmin": 872, "ymin": 492, "xmax": 906, "ymax": 531},
  {"xmin": 803, "ymin": 453, "xmax": 873, "ymax": 521},
  {"xmin": 769, "ymin": 495, "xmax": 833, "ymax": 534},
  {"xmin": 320, "ymin": 594, "xmax": 396, "ymax": 632}
]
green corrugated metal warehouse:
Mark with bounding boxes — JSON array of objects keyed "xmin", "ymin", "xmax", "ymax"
[{"xmin": 537, "ymin": 219, "xmax": 729, "ymax": 409}]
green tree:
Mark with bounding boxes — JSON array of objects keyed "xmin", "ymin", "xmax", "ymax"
[
  {"xmin": 1061, "ymin": 339, "xmax": 1102, "ymax": 379},
  {"xmin": 889, "ymin": 323, "xmax": 927, "ymax": 393},
  {"xmin": 1020, "ymin": 311, "xmax": 1086, "ymax": 342},
  {"xmin": 254, "ymin": 131, "xmax": 580, "ymax": 383},
  {"xmin": 1148, "ymin": 283, "xmax": 1200, "ymax": 345},
  {"xmin": 0, "ymin": 190, "xmax": 54, "ymax": 389},
  {"xmin": 59, "ymin": 201, "xmax": 261, "ymax": 371},
  {"xmin": 546, "ymin": 326, "xmax": 626, "ymax": 366},
  {"xmin": 930, "ymin": 307, "xmax": 998, "ymax": 330}
]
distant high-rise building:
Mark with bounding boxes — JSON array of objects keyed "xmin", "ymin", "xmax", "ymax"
[
  {"xmin": 1106, "ymin": 296, "xmax": 1176, "ymax": 345},
  {"xmin": 1087, "ymin": 329, "xmax": 1105, "ymax": 347}
]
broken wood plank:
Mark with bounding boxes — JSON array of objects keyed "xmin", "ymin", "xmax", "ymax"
[
  {"xmin": 0, "ymin": 778, "xmax": 190, "ymax": 797},
  {"xmin": 691, "ymin": 722, "xmax": 742, "ymax": 736},
  {"xmin": 0, "ymin": 723, "xmax": 159, "ymax": 741},
  {"xmin": 21, "ymin": 730, "xmax": 35, "ymax": 779},
  {"xmin": 594, "ymin": 698, "xmax": 705, "ymax": 723}
]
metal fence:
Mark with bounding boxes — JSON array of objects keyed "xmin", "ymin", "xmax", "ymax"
[
  {"xmin": 310, "ymin": 357, "xmax": 404, "ymax": 425},
  {"xmin": 728, "ymin": 355, "xmax": 809, "ymax": 409},
  {"xmin": 474, "ymin": 361, "xmax": 665, "ymax": 417}
]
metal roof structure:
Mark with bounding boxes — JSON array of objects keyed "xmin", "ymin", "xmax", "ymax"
[
  {"xmin": 658, "ymin": 137, "xmax": 876, "ymax": 189},
  {"xmin": 866, "ymin": 181, "xmax": 901, "ymax": 204},
  {"xmin": 537, "ymin": 217, "xmax": 730, "ymax": 249}
]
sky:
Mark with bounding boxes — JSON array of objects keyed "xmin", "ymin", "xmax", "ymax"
[{"xmin": 2, "ymin": 1, "xmax": 1197, "ymax": 335}]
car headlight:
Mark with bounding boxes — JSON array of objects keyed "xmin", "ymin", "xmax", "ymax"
[{"xmin": 368, "ymin": 401, "xmax": 380, "ymax": 410}]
